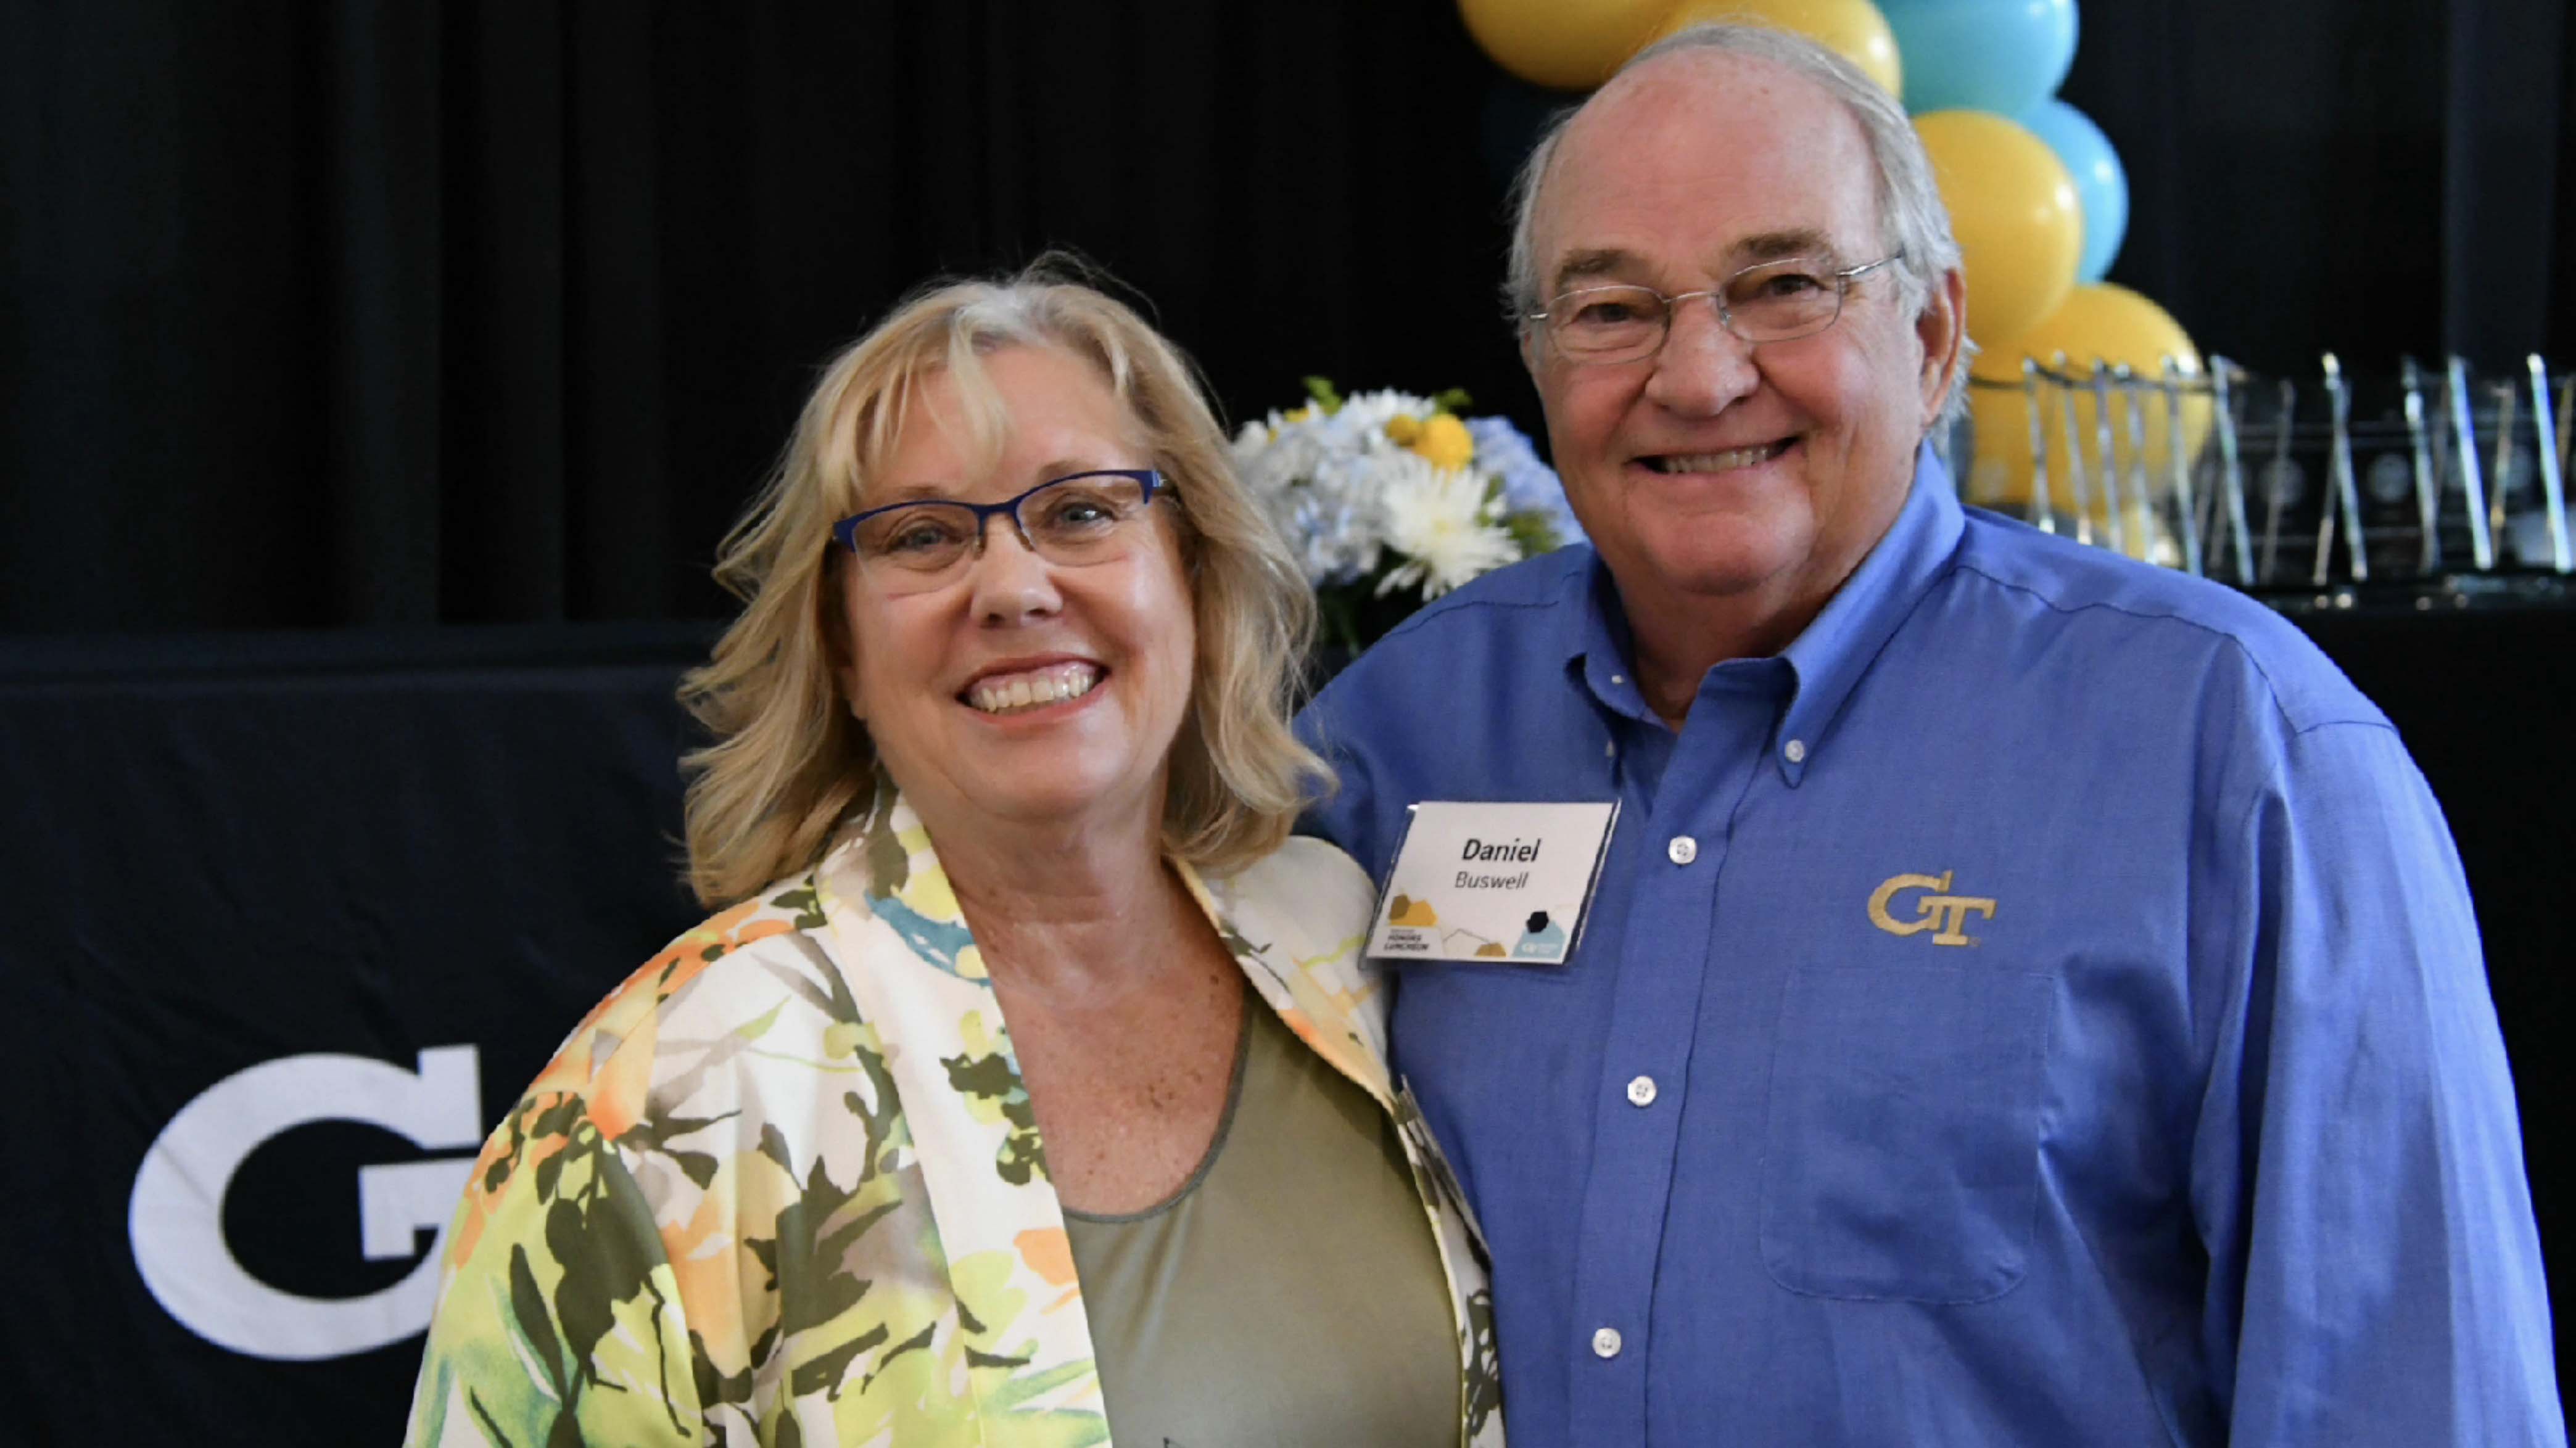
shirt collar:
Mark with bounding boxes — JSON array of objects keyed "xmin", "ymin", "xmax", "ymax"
[
  {"xmin": 1563, "ymin": 548, "xmax": 1661, "ymax": 726},
  {"xmin": 1560, "ymin": 443, "xmax": 1968, "ymax": 781},
  {"xmin": 1773, "ymin": 444, "xmax": 1965, "ymax": 783}
]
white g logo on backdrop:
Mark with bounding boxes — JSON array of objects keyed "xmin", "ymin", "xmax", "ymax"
[{"xmin": 128, "ymin": 1046, "xmax": 484, "ymax": 1362}]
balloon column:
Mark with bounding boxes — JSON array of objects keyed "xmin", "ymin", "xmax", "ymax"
[
  {"xmin": 1459, "ymin": 0, "xmax": 2202, "ymax": 543},
  {"xmin": 1654, "ymin": 0, "xmax": 1902, "ymax": 96},
  {"xmin": 1913, "ymin": 109, "xmax": 2081, "ymax": 347},
  {"xmin": 1456, "ymin": 0, "xmax": 1678, "ymax": 93},
  {"xmin": 1461, "ymin": 0, "xmax": 1905, "ymax": 94}
]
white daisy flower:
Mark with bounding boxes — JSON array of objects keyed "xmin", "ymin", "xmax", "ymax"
[
  {"xmin": 1335, "ymin": 389, "xmax": 1434, "ymax": 435},
  {"xmin": 1374, "ymin": 452, "xmax": 1519, "ymax": 598}
]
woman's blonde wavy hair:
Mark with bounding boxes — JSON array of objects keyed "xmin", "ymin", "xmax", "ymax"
[{"xmin": 679, "ymin": 260, "xmax": 1331, "ymax": 908}]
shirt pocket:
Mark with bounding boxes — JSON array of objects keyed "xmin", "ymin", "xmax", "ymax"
[{"xmin": 1758, "ymin": 964, "xmax": 2052, "ymax": 1303}]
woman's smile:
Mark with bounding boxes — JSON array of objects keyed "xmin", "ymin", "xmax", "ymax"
[{"xmin": 960, "ymin": 657, "xmax": 1106, "ymax": 716}]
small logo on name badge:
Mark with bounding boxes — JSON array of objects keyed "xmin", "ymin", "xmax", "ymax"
[
  {"xmin": 1376, "ymin": 894, "xmax": 1440, "ymax": 954},
  {"xmin": 1512, "ymin": 910, "xmax": 1567, "ymax": 961},
  {"xmin": 1867, "ymin": 871, "xmax": 1997, "ymax": 947}
]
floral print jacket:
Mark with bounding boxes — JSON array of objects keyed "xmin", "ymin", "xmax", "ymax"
[{"xmin": 403, "ymin": 789, "xmax": 1505, "ymax": 1447}]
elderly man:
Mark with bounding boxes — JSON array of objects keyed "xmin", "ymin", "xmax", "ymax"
[{"xmin": 1298, "ymin": 22, "xmax": 2561, "ymax": 1447}]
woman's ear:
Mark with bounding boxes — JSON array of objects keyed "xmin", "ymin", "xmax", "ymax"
[{"xmin": 819, "ymin": 562, "xmax": 866, "ymax": 722}]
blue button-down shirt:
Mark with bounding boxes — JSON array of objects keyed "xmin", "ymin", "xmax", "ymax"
[{"xmin": 1298, "ymin": 449, "xmax": 2561, "ymax": 1446}]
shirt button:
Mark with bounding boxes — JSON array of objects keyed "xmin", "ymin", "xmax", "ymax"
[
  {"xmin": 1667, "ymin": 835, "xmax": 1698, "ymax": 865},
  {"xmin": 1592, "ymin": 1326, "xmax": 1624, "ymax": 1359},
  {"xmin": 1625, "ymin": 1074, "xmax": 1658, "ymax": 1107},
  {"xmin": 1611, "ymin": 673, "xmax": 1625, "ymax": 685},
  {"xmin": 1783, "ymin": 738, "xmax": 1807, "ymax": 764}
]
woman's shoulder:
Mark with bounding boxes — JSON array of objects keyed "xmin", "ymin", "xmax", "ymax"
[
  {"xmin": 461, "ymin": 867, "xmax": 888, "ymax": 1262},
  {"xmin": 1214, "ymin": 833, "xmax": 1378, "ymax": 932},
  {"xmin": 1203, "ymin": 834, "xmax": 1385, "ymax": 977},
  {"xmin": 544, "ymin": 878, "xmax": 836, "ymax": 1073},
  {"xmin": 495, "ymin": 873, "xmax": 859, "ymax": 1159},
  {"xmin": 418, "ymin": 873, "xmax": 926, "ymax": 1445},
  {"xmin": 1201, "ymin": 836, "xmax": 1396, "ymax": 1077}
]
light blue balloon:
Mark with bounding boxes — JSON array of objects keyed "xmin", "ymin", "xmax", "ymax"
[
  {"xmin": 1881, "ymin": 0, "xmax": 2078, "ymax": 117},
  {"xmin": 2018, "ymin": 97, "xmax": 2128, "ymax": 283}
]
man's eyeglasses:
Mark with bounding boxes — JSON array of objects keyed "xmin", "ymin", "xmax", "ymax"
[
  {"xmin": 832, "ymin": 468, "xmax": 1167, "ymax": 589},
  {"xmin": 1527, "ymin": 253, "xmax": 1905, "ymax": 364}
]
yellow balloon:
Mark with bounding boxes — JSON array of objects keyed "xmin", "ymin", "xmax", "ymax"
[
  {"xmin": 1650, "ymin": 0, "xmax": 1903, "ymax": 99},
  {"xmin": 1963, "ymin": 283, "xmax": 2210, "ymax": 530},
  {"xmin": 1915, "ymin": 109, "xmax": 2081, "ymax": 348},
  {"xmin": 1458, "ymin": 0, "xmax": 1675, "ymax": 91}
]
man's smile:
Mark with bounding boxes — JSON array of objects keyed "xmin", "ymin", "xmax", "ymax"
[{"xmin": 1635, "ymin": 437, "xmax": 1798, "ymax": 474}]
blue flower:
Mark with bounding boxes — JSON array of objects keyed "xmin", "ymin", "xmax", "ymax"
[{"xmin": 1466, "ymin": 415, "xmax": 1586, "ymax": 548}]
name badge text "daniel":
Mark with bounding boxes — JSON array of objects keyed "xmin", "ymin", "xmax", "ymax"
[{"xmin": 1369, "ymin": 801, "xmax": 1618, "ymax": 965}]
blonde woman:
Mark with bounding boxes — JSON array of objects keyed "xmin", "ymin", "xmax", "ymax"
[{"xmin": 402, "ymin": 264, "xmax": 1504, "ymax": 1448}]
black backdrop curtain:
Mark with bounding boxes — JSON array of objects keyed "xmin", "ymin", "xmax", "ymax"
[{"xmin": 3, "ymin": 0, "xmax": 2572, "ymax": 633}]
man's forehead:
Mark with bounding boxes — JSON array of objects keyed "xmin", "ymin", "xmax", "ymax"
[
  {"xmin": 1533, "ymin": 51, "xmax": 1877, "ymax": 283},
  {"xmin": 1552, "ymin": 228, "xmax": 1841, "ymax": 286}
]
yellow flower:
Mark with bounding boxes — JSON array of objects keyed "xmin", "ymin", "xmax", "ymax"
[
  {"xmin": 1284, "ymin": 405, "xmax": 1315, "ymax": 424},
  {"xmin": 1409, "ymin": 413, "xmax": 1476, "ymax": 471},
  {"xmin": 1384, "ymin": 414, "xmax": 1424, "ymax": 445}
]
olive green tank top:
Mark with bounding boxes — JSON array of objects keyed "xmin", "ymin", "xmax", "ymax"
[{"xmin": 1063, "ymin": 989, "xmax": 1461, "ymax": 1447}]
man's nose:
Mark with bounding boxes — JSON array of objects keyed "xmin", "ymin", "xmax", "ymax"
[{"xmin": 1644, "ymin": 295, "xmax": 1761, "ymax": 415}]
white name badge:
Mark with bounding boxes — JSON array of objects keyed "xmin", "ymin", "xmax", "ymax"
[{"xmin": 1367, "ymin": 801, "xmax": 1619, "ymax": 965}]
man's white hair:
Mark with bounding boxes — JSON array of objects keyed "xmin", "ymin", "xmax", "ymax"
[{"xmin": 1503, "ymin": 22, "xmax": 1971, "ymax": 430}]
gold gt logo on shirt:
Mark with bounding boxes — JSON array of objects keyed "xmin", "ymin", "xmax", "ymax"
[{"xmin": 1867, "ymin": 871, "xmax": 1997, "ymax": 946}]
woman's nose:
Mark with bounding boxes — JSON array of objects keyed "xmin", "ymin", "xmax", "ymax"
[{"xmin": 967, "ymin": 522, "xmax": 1063, "ymax": 623}]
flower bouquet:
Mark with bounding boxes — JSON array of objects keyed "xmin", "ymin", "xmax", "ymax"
[{"xmin": 1231, "ymin": 378, "xmax": 1583, "ymax": 654}]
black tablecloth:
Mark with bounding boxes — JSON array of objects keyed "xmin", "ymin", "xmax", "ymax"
[{"xmin": 6, "ymin": 609, "xmax": 2564, "ymax": 1440}]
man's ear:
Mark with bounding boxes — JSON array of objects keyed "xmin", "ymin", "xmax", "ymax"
[{"xmin": 1916, "ymin": 266, "xmax": 1968, "ymax": 426}]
